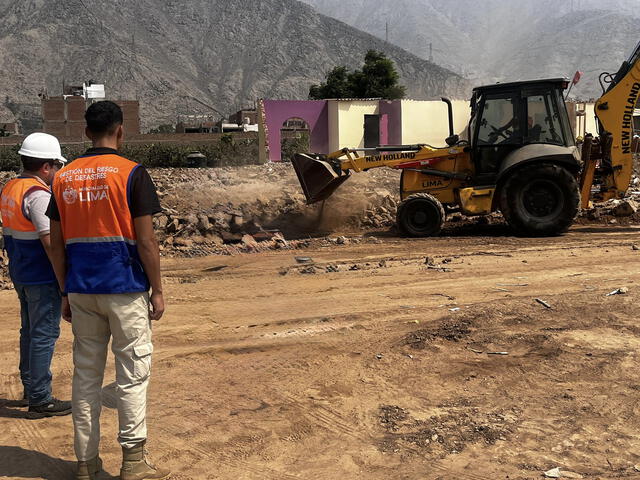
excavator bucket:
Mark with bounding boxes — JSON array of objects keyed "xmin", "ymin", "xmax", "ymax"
[{"xmin": 292, "ymin": 153, "xmax": 350, "ymax": 204}]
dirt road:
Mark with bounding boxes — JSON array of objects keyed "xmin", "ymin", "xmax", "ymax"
[{"xmin": 2, "ymin": 225, "xmax": 640, "ymax": 480}]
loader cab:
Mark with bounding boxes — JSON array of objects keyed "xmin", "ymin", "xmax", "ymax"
[{"xmin": 469, "ymin": 79, "xmax": 574, "ymax": 184}]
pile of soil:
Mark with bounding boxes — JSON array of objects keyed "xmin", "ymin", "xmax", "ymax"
[{"xmin": 149, "ymin": 163, "xmax": 400, "ymax": 256}]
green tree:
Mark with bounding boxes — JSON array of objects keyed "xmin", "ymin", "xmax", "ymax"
[
  {"xmin": 309, "ymin": 66, "xmax": 352, "ymax": 100},
  {"xmin": 309, "ymin": 50, "xmax": 406, "ymax": 100}
]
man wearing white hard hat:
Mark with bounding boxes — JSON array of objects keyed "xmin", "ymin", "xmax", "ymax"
[{"xmin": 0, "ymin": 132, "xmax": 71, "ymax": 418}]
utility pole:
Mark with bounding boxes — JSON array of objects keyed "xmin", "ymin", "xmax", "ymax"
[
  {"xmin": 429, "ymin": 43, "xmax": 433, "ymax": 63},
  {"xmin": 385, "ymin": 22, "xmax": 388, "ymax": 43}
]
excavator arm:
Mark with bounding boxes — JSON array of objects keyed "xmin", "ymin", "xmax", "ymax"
[
  {"xmin": 581, "ymin": 41, "xmax": 640, "ymax": 207},
  {"xmin": 292, "ymin": 144, "xmax": 465, "ymax": 204}
]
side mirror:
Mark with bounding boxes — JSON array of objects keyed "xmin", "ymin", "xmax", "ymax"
[{"xmin": 445, "ymin": 134, "xmax": 459, "ymax": 146}]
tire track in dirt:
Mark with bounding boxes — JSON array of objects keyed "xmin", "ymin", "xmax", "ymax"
[
  {"xmin": 155, "ymin": 423, "xmax": 302, "ymax": 480},
  {"xmin": 274, "ymin": 391, "xmax": 497, "ymax": 480},
  {"xmin": 277, "ymin": 392, "xmax": 361, "ymax": 440}
]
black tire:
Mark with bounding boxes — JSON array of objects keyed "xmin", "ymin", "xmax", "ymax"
[
  {"xmin": 396, "ymin": 193, "xmax": 445, "ymax": 237},
  {"xmin": 500, "ymin": 163, "xmax": 579, "ymax": 236}
]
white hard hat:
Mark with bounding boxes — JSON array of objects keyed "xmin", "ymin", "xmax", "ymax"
[{"xmin": 18, "ymin": 132, "xmax": 67, "ymax": 164}]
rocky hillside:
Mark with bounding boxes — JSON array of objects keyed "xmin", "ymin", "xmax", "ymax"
[
  {"xmin": 0, "ymin": 0, "xmax": 469, "ymax": 131},
  {"xmin": 301, "ymin": 0, "xmax": 640, "ymax": 98}
]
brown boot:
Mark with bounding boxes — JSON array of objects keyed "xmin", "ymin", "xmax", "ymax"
[
  {"xmin": 75, "ymin": 456, "xmax": 102, "ymax": 480},
  {"xmin": 120, "ymin": 441, "xmax": 171, "ymax": 480}
]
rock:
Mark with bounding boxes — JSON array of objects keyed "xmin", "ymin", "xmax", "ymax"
[
  {"xmin": 273, "ymin": 233, "xmax": 288, "ymax": 249},
  {"xmin": 204, "ymin": 233, "xmax": 224, "ymax": 245},
  {"xmin": 206, "ymin": 233, "xmax": 224, "ymax": 246},
  {"xmin": 221, "ymin": 231, "xmax": 243, "ymax": 244},
  {"xmin": 185, "ymin": 214, "xmax": 199, "ymax": 226},
  {"xmin": 613, "ymin": 199, "xmax": 638, "ymax": 217},
  {"xmin": 543, "ymin": 467, "xmax": 561, "ymax": 478},
  {"xmin": 241, "ymin": 219, "xmax": 262, "ymax": 234},
  {"xmin": 154, "ymin": 214, "xmax": 169, "ymax": 229},
  {"xmin": 197, "ymin": 214, "xmax": 210, "ymax": 232},
  {"xmin": 241, "ymin": 234, "xmax": 258, "ymax": 248},
  {"xmin": 336, "ymin": 236, "xmax": 347, "ymax": 245},
  {"xmin": 166, "ymin": 218, "xmax": 180, "ymax": 234},
  {"xmin": 633, "ymin": 244, "xmax": 640, "ymax": 251},
  {"xmin": 174, "ymin": 237, "xmax": 193, "ymax": 247},
  {"xmin": 229, "ymin": 214, "xmax": 244, "ymax": 232},
  {"xmin": 210, "ymin": 212, "xmax": 229, "ymax": 229},
  {"xmin": 253, "ymin": 231, "xmax": 277, "ymax": 242},
  {"xmin": 586, "ymin": 209, "xmax": 601, "ymax": 220}
]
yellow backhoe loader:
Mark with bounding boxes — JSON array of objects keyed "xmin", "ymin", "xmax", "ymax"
[{"xmin": 292, "ymin": 42, "xmax": 640, "ymax": 236}]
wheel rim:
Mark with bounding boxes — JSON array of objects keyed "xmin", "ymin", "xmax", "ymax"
[
  {"xmin": 404, "ymin": 201, "xmax": 441, "ymax": 234},
  {"xmin": 519, "ymin": 179, "xmax": 564, "ymax": 221}
]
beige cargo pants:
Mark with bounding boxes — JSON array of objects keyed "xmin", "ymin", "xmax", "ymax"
[{"xmin": 70, "ymin": 292, "xmax": 153, "ymax": 462}]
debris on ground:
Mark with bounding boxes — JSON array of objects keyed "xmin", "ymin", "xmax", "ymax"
[
  {"xmin": 378, "ymin": 404, "xmax": 513, "ymax": 457},
  {"xmin": 535, "ymin": 298, "xmax": 552, "ymax": 309},
  {"xmin": 606, "ymin": 287, "xmax": 629, "ymax": 296},
  {"xmin": 544, "ymin": 467, "xmax": 561, "ymax": 478},
  {"xmin": 403, "ymin": 317, "xmax": 474, "ymax": 348},
  {"xmin": 295, "ymin": 256, "xmax": 314, "ymax": 264}
]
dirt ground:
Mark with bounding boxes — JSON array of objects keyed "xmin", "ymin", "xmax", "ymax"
[{"xmin": 2, "ymin": 224, "xmax": 640, "ymax": 480}]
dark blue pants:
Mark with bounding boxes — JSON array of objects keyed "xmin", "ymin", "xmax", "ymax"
[{"xmin": 15, "ymin": 282, "xmax": 62, "ymax": 406}]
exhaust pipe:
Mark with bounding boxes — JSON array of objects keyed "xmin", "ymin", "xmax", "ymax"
[
  {"xmin": 441, "ymin": 97, "xmax": 454, "ymax": 138},
  {"xmin": 291, "ymin": 153, "xmax": 350, "ymax": 204}
]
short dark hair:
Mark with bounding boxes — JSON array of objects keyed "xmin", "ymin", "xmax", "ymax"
[
  {"xmin": 22, "ymin": 156, "xmax": 53, "ymax": 172},
  {"xmin": 85, "ymin": 101, "xmax": 123, "ymax": 136}
]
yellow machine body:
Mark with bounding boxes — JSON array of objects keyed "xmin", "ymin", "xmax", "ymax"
[{"xmin": 293, "ymin": 144, "xmax": 496, "ymax": 216}]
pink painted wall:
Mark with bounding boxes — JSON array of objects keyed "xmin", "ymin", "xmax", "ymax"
[
  {"xmin": 262, "ymin": 100, "xmax": 329, "ymax": 162},
  {"xmin": 379, "ymin": 100, "xmax": 403, "ymax": 146}
]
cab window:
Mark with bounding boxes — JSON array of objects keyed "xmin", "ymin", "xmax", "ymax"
[
  {"xmin": 525, "ymin": 93, "xmax": 565, "ymax": 145},
  {"xmin": 477, "ymin": 95, "xmax": 521, "ymax": 145}
]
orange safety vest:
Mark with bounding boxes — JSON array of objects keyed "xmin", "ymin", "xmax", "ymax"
[
  {"xmin": 52, "ymin": 153, "xmax": 149, "ymax": 294},
  {"xmin": 1, "ymin": 176, "xmax": 56, "ymax": 284}
]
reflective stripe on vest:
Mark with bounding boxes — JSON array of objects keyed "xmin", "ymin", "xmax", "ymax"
[
  {"xmin": 0, "ymin": 177, "xmax": 56, "ymax": 284},
  {"xmin": 52, "ymin": 155, "xmax": 149, "ymax": 294}
]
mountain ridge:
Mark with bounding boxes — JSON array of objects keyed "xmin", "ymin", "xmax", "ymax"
[
  {"xmin": 300, "ymin": 0, "xmax": 640, "ymax": 98},
  {"xmin": 0, "ymin": 0, "xmax": 469, "ymax": 131}
]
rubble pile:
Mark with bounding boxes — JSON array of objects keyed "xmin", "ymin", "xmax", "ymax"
[
  {"xmin": 578, "ymin": 175, "xmax": 640, "ymax": 223},
  {"xmin": 149, "ymin": 163, "xmax": 401, "ymax": 256}
]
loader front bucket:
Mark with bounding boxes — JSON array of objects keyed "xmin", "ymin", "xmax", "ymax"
[{"xmin": 292, "ymin": 153, "xmax": 350, "ymax": 204}]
